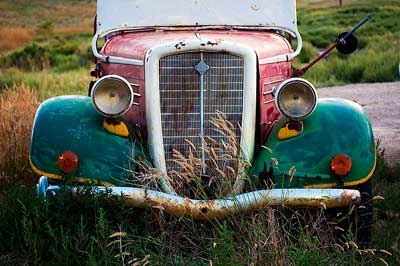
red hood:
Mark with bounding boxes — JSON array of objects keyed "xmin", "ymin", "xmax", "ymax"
[{"xmin": 102, "ymin": 30, "xmax": 292, "ymax": 62}]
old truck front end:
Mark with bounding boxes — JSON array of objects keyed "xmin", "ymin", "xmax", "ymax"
[{"xmin": 30, "ymin": 0, "xmax": 375, "ymax": 220}]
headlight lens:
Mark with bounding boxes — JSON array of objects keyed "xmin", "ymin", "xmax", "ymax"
[
  {"xmin": 275, "ymin": 78, "xmax": 317, "ymax": 120},
  {"xmin": 91, "ymin": 75, "xmax": 133, "ymax": 117}
]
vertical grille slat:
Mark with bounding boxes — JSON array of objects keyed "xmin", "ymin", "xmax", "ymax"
[{"xmin": 159, "ymin": 52, "xmax": 244, "ymax": 174}]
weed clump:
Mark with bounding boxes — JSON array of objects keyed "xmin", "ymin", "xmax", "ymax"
[
  {"xmin": 126, "ymin": 111, "xmax": 248, "ymax": 199},
  {"xmin": 166, "ymin": 112, "xmax": 245, "ymax": 199}
]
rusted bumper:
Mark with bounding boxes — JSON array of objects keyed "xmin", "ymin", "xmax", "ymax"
[{"xmin": 37, "ymin": 176, "xmax": 360, "ymax": 220}]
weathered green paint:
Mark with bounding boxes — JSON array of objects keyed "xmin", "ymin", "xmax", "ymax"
[
  {"xmin": 252, "ymin": 98, "xmax": 375, "ymax": 188},
  {"xmin": 31, "ymin": 96, "xmax": 375, "ymax": 189},
  {"xmin": 30, "ymin": 96, "xmax": 146, "ymax": 186}
]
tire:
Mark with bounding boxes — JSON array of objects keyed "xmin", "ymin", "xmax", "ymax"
[
  {"xmin": 329, "ymin": 180, "xmax": 373, "ymax": 248},
  {"xmin": 352, "ymin": 179, "xmax": 373, "ymax": 248}
]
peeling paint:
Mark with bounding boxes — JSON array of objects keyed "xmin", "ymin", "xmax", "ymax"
[
  {"xmin": 206, "ymin": 40, "xmax": 219, "ymax": 46},
  {"xmin": 175, "ymin": 41, "xmax": 187, "ymax": 50}
]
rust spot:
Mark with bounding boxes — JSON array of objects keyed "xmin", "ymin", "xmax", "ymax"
[
  {"xmin": 105, "ymin": 117, "xmax": 121, "ymax": 126},
  {"xmin": 287, "ymin": 120, "xmax": 303, "ymax": 131},
  {"xmin": 341, "ymin": 190, "xmax": 360, "ymax": 204},
  {"xmin": 200, "ymin": 207, "xmax": 208, "ymax": 214},
  {"xmin": 175, "ymin": 41, "xmax": 186, "ymax": 50},
  {"xmin": 118, "ymin": 189, "xmax": 361, "ymax": 220},
  {"xmin": 206, "ymin": 40, "xmax": 219, "ymax": 46},
  {"xmin": 146, "ymin": 50, "xmax": 152, "ymax": 62}
]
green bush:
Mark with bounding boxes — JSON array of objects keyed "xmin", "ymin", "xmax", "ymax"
[
  {"xmin": 5, "ymin": 43, "xmax": 50, "ymax": 71},
  {"xmin": 4, "ymin": 41, "xmax": 92, "ymax": 72}
]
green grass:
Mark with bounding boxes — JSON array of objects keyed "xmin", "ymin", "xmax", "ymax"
[
  {"xmin": 369, "ymin": 144, "xmax": 400, "ymax": 264},
  {"xmin": 0, "ymin": 182, "xmax": 396, "ymax": 266},
  {"xmin": 370, "ymin": 145, "xmax": 400, "ymax": 264},
  {"xmin": 0, "ymin": 68, "xmax": 91, "ymax": 100}
]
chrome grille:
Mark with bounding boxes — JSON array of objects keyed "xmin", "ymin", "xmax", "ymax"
[{"xmin": 159, "ymin": 52, "xmax": 244, "ymax": 175}]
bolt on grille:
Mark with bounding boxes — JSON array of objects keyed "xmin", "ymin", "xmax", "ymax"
[{"xmin": 159, "ymin": 52, "xmax": 244, "ymax": 176}]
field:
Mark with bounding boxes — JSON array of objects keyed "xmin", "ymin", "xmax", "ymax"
[
  {"xmin": 0, "ymin": 0, "xmax": 399, "ymax": 265},
  {"xmin": 296, "ymin": 0, "xmax": 400, "ymax": 86}
]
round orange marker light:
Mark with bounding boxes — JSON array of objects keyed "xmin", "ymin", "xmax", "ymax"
[
  {"xmin": 58, "ymin": 151, "xmax": 79, "ymax": 174},
  {"xmin": 330, "ymin": 154, "xmax": 352, "ymax": 176}
]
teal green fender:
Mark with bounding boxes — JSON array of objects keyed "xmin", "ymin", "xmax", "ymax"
[
  {"xmin": 252, "ymin": 98, "xmax": 376, "ymax": 188},
  {"xmin": 30, "ymin": 96, "xmax": 146, "ymax": 186}
]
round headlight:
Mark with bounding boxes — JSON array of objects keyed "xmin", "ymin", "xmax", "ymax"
[
  {"xmin": 91, "ymin": 75, "xmax": 133, "ymax": 117},
  {"xmin": 275, "ymin": 78, "xmax": 317, "ymax": 120}
]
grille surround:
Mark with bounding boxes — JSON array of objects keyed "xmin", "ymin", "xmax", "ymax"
[{"xmin": 144, "ymin": 39, "xmax": 257, "ymax": 194}]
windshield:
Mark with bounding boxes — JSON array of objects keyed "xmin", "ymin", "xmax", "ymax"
[{"xmin": 96, "ymin": 0, "xmax": 297, "ymax": 37}]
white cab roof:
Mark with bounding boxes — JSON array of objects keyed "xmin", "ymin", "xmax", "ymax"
[{"xmin": 97, "ymin": 0, "xmax": 298, "ymax": 37}]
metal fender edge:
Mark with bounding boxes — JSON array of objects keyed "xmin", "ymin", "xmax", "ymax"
[
  {"xmin": 252, "ymin": 98, "xmax": 376, "ymax": 188},
  {"xmin": 30, "ymin": 96, "xmax": 146, "ymax": 186}
]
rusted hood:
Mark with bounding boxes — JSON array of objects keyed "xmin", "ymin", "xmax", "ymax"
[{"xmin": 102, "ymin": 30, "xmax": 292, "ymax": 63}]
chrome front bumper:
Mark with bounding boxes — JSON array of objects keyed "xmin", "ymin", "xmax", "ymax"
[{"xmin": 37, "ymin": 176, "xmax": 360, "ymax": 219}]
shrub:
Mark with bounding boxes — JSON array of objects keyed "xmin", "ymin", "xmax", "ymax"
[
  {"xmin": 4, "ymin": 42, "xmax": 92, "ymax": 72},
  {"xmin": 6, "ymin": 43, "xmax": 51, "ymax": 71}
]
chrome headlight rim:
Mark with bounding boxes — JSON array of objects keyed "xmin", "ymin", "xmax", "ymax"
[
  {"xmin": 91, "ymin": 74, "xmax": 133, "ymax": 117},
  {"xmin": 275, "ymin": 78, "xmax": 318, "ymax": 120}
]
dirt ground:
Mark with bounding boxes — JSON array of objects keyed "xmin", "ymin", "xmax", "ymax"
[{"xmin": 318, "ymin": 82, "xmax": 400, "ymax": 165}]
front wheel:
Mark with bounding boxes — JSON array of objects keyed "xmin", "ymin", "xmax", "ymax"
[
  {"xmin": 330, "ymin": 180, "xmax": 373, "ymax": 248},
  {"xmin": 352, "ymin": 180, "xmax": 373, "ymax": 248}
]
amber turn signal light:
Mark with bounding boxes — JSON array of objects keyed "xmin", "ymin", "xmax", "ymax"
[
  {"xmin": 330, "ymin": 154, "xmax": 352, "ymax": 176},
  {"xmin": 58, "ymin": 151, "xmax": 79, "ymax": 174}
]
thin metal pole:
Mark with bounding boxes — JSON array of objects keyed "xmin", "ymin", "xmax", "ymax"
[
  {"xmin": 199, "ymin": 52, "xmax": 206, "ymax": 174},
  {"xmin": 340, "ymin": 15, "xmax": 372, "ymax": 43}
]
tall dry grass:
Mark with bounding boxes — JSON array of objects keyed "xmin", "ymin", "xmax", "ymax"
[
  {"xmin": 0, "ymin": 84, "xmax": 39, "ymax": 185},
  {"xmin": 168, "ymin": 112, "xmax": 244, "ymax": 198},
  {"xmin": 0, "ymin": 28, "xmax": 34, "ymax": 52},
  {"xmin": 128, "ymin": 111, "xmax": 247, "ymax": 199},
  {"xmin": 107, "ymin": 202, "xmax": 385, "ymax": 265}
]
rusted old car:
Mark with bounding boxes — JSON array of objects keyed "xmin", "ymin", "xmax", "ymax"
[{"xmin": 32, "ymin": 0, "xmax": 374, "ymax": 242}]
